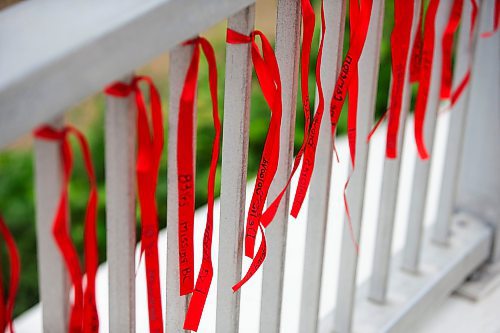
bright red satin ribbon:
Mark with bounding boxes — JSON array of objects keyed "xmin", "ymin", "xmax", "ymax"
[
  {"xmin": 385, "ymin": 0, "xmax": 415, "ymax": 158},
  {"xmin": 442, "ymin": 0, "xmax": 479, "ymax": 107},
  {"xmin": 410, "ymin": 1, "xmax": 425, "ymax": 83},
  {"xmin": 341, "ymin": 0, "xmax": 370, "ymax": 252},
  {"xmin": 346, "ymin": 0, "xmax": 362, "ymax": 166},
  {"xmin": 414, "ymin": 0, "xmax": 441, "ymax": 160},
  {"xmin": 259, "ymin": 0, "xmax": 321, "ymax": 226},
  {"xmin": 291, "ymin": 0, "xmax": 373, "ymax": 219},
  {"xmin": 226, "ymin": 29, "xmax": 282, "ymax": 292},
  {"xmin": 104, "ymin": 76, "xmax": 164, "ymax": 333},
  {"xmin": 0, "ymin": 216, "xmax": 20, "ymax": 333},
  {"xmin": 234, "ymin": 0, "xmax": 326, "ymax": 291},
  {"xmin": 441, "ymin": 0, "xmax": 465, "ymax": 100},
  {"xmin": 289, "ymin": 1, "xmax": 327, "ymax": 218},
  {"xmin": 177, "ymin": 36, "xmax": 221, "ymax": 332},
  {"xmin": 34, "ymin": 125, "xmax": 99, "ymax": 333}
]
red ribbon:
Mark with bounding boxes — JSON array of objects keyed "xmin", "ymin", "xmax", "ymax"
[
  {"xmin": 410, "ymin": 1, "xmax": 425, "ymax": 83},
  {"xmin": 341, "ymin": 0, "xmax": 374, "ymax": 252},
  {"xmin": 289, "ymin": 1, "xmax": 327, "ymax": 218},
  {"xmin": 291, "ymin": 0, "xmax": 373, "ymax": 219},
  {"xmin": 441, "ymin": 0, "xmax": 465, "ymax": 100},
  {"xmin": 414, "ymin": 0, "xmax": 441, "ymax": 160},
  {"xmin": 0, "ymin": 216, "xmax": 20, "ymax": 333},
  {"xmin": 226, "ymin": 29, "xmax": 282, "ymax": 291},
  {"xmin": 104, "ymin": 76, "xmax": 164, "ymax": 333},
  {"xmin": 385, "ymin": 0, "xmax": 415, "ymax": 158},
  {"xmin": 258, "ymin": 0, "xmax": 322, "ymax": 229},
  {"xmin": 176, "ymin": 37, "xmax": 221, "ymax": 332},
  {"xmin": 34, "ymin": 125, "xmax": 99, "ymax": 333},
  {"xmin": 442, "ymin": 0, "xmax": 479, "ymax": 107}
]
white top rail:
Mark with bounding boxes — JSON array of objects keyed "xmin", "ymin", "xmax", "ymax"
[{"xmin": 0, "ymin": 0, "xmax": 254, "ymax": 147}]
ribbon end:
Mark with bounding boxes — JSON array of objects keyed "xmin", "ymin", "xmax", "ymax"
[
  {"xmin": 290, "ymin": 202, "xmax": 301, "ymax": 219},
  {"xmin": 418, "ymin": 147, "xmax": 430, "ymax": 160},
  {"xmin": 244, "ymin": 233, "xmax": 257, "ymax": 258},
  {"xmin": 386, "ymin": 149, "xmax": 397, "ymax": 159}
]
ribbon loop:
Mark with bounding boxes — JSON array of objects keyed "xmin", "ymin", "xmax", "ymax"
[
  {"xmin": 34, "ymin": 125, "xmax": 99, "ymax": 333},
  {"xmin": 176, "ymin": 36, "xmax": 221, "ymax": 332},
  {"xmin": 177, "ymin": 37, "xmax": 221, "ymax": 331},
  {"xmin": 105, "ymin": 75, "xmax": 165, "ymax": 333}
]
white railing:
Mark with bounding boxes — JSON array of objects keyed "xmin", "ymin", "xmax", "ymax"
[{"xmin": 1, "ymin": 0, "xmax": 499, "ymax": 332}]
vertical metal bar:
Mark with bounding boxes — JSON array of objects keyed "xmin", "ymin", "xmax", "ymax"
[
  {"xmin": 433, "ymin": 0, "xmax": 479, "ymax": 244},
  {"xmin": 215, "ymin": 6, "xmax": 255, "ymax": 333},
  {"xmin": 402, "ymin": 1, "xmax": 454, "ymax": 273},
  {"xmin": 333, "ymin": 1, "xmax": 385, "ymax": 332},
  {"xmin": 259, "ymin": 0, "xmax": 301, "ymax": 332},
  {"xmin": 166, "ymin": 45, "xmax": 196, "ymax": 333},
  {"xmin": 34, "ymin": 117, "xmax": 70, "ymax": 332},
  {"xmin": 456, "ymin": 0, "xmax": 500, "ymax": 261},
  {"xmin": 369, "ymin": 0, "xmax": 422, "ymax": 303},
  {"xmin": 105, "ymin": 75, "xmax": 136, "ymax": 333},
  {"xmin": 298, "ymin": 1, "xmax": 346, "ymax": 332}
]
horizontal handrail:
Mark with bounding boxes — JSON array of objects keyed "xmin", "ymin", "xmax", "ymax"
[{"xmin": 0, "ymin": 0, "xmax": 254, "ymax": 147}]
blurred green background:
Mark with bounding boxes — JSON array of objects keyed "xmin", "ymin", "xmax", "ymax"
[{"xmin": 0, "ymin": 0, "xmax": 402, "ymax": 317}]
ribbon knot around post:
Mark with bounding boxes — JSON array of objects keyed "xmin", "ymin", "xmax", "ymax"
[
  {"xmin": 225, "ymin": 29, "xmax": 253, "ymax": 44},
  {"xmin": 105, "ymin": 75, "xmax": 165, "ymax": 333},
  {"xmin": 33, "ymin": 125, "xmax": 99, "ymax": 333}
]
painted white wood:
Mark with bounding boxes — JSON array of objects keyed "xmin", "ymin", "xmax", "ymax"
[
  {"xmin": 402, "ymin": 0, "xmax": 454, "ymax": 273},
  {"xmin": 434, "ymin": 0, "xmax": 478, "ymax": 245},
  {"xmin": 259, "ymin": 0, "xmax": 301, "ymax": 332},
  {"xmin": 369, "ymin": 0, "xmax": 423, "ymax": 304},
  {"xmin": 456, "ymin": 0, "xmax": 500, "ymax": 262},
  {"xmin": 215, "ymin": 6, "xmax": 255, "ymax": 333},
  {"xmin": 33, "ymin": 117, "xmax": 70, "ymax": 332},
  {"xmin": 333, "ymin": 1, "xmax": 385, "ymax": 332},
  {"xmin": 105, "ymin": 75, "xmax": 136, "ymax": 333},
  {"xmin": 166, "ymin": 45, "xmax": 197, "ymax": 333},
  {"xmin": 320, "ymin": 214, "xmax": 492, "ymax": 333},
  {"xmin": 0, "ymin": 0, "xmax": 255, "ymax": 148},
  {"xmin": 298, "ymin": 1, "xmax": 346, "ymax": 332}
]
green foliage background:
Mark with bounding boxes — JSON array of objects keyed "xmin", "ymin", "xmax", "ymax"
[{"xmin": 0, "ymin": 0, "xmax": 402, "ymax": 318}]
